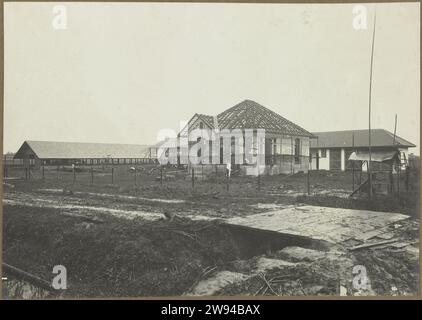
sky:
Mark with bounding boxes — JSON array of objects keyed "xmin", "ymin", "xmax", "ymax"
[{"xmin": 4, "ymin": 2, "xmax": 420, "ymax": 154}]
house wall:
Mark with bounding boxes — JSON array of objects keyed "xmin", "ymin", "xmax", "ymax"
[
  {"xmin": 266, "ymin": 135, "xmax": 310, "ymax": 174},
  {"xmin": 186, "ymin": 131, "xmax": 311, "ymax": 176},
  {"xmin": 317, "ymin": 148, "xmax": 330, "ymax": 170}
]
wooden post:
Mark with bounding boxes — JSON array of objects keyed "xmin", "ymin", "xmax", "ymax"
[
  {"xmin": 111, "ymin": 167, "xmax": 114, "ymax": 184},
  {"xmin": 134, "ymin": 168, "xmax": 137, "ymax": 186},
  {"xmin": 397, "ymin": 164, "xmax": 400, "ymax": 197},
  {"xmin": 290, "ymin": 136, "xmax": 293, "ymax": 175},
  {"xmin": 192, "ymin": 167, "xmax": 195, "ymax": 190},
  {"xmin": 307, "ymin": 170, "xmax": 310, "ymax": 195},
  {"xmin": 367, "ymin": 10, "xmax": 377, "ymax": 200},
  {"xmin": 258, "ymin": 171, "xmax": 261, "ymax": 191},
  {"xmin": 42, "ymin": 162, "xmax": 45, "ymax": 181},
  {"xmin": 160, "ymin": 166, "xmax": 163, "ymax": 186},
  {"xmin": 389, "ymin": 171, "xmax": 394, "ymax": 194},
  {"xmin": 352, "ymin": 133, "xmax": 355, "ymax": 192},
  {"xmin": 57, "ymin": 166, "xmax": 59, "ymax": 181},
  {"xmin": 226, "ymin": 169, "xmax": 229, "ymax": 191},
  {"xmin": 91, "ymin": 167, "xmax": 94, "ymax": 185},
  {"xmin": 405, "ymin": 166, "xmax": 409, "ymax": 191},
  {"xmin": 73, "ymin": 166, "xmax": 76, "ymax": 182},
  {"xmin": 202, "ymin": 164, "xmax": 204, "ymax": 181}
]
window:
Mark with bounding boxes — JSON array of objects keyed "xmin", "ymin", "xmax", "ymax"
[
  {"xmin": 199, "ymin": 122, "xmax": 204, "ymax": 129},
  {"xmin": 197, "ymin": 137, "xmax": 201, "ymax": 158},
  {"xmin": 271, "ymin": 138, "xmax": 282, "ymax": 155},
  {"xmin": 294, "ymin": 138, "xmax": 300, "ymax": 164},
  {"xmin": 320, "ymin": 149, "xmax": 327, "ymax": 158}
]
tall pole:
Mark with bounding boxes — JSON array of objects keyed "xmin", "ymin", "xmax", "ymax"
[
  {"xmin": 368, "ymin": 9, "xmax": 377, "ymax": 199},
  {"xmin": 393, "ymin": 114, "xmax": 397, "ymax": 145},
  {"xmin": 393, "ymin": 114, "xmax": 398, "ymax": 180},
  {"xmin": 352, "ymin": 133, "xmax": 355, "ymax": 192}
]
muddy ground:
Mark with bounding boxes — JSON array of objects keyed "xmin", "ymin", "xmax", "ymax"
[{"xmin": 2, "ymin": 169, "xmax": 420, "ymax": 298}]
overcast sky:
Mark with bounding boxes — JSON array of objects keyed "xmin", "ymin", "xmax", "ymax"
[{"xmin": 4, "ymin": 2, "xmax": 420, "ymax": 154}]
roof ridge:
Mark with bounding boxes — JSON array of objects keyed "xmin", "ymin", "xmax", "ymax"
[{"xmin": 25, "ymin": 140, "xmax": 149, "ymax": 147}]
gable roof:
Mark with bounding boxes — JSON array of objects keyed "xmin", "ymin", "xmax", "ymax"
[
  {"xmin": 186, "ymin": 100, "xmax": 313, "ymax": 137},
  {"xmin": 310, "ymin": 129, "xmax": 415, "ymax": 149},
  {"xmin": 14, "ymin": 140, "xmax": 151, "ymax": 159}
]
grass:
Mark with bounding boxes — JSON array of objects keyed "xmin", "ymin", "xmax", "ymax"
[{"xmin": 3, "ymin": 204, "xmax": 240, "ymax": 297}]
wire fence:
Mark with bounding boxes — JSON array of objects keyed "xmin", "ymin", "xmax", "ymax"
[{"xmin": 2, "ymin": 162, "xmax": 418, "ymax": 197}]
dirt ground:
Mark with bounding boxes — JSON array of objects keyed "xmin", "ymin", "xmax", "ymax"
[{"xmin": 2, "ymin": 168, "xmax": 420, "ymax": 298}]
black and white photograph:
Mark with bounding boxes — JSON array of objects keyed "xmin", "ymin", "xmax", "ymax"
[{"xmin": 1, "ymin": 1, "xmax": 420, "ymax": 299}]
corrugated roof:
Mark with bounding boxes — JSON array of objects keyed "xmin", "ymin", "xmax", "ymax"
[
  {"xmin": 310, "ymin": 129, "xmax": 415, "ymax": 148},
  {"xmin": 14, "ymin": 141, "xmax": 151, "ymax": 159},
  {"xmin": 189, "ymin": 100, "xmax": 313, "ymax": 137}
]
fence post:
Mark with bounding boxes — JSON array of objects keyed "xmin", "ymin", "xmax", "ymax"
[
  {"xmin": 389, "ymin": 171, "xmax": 394, "ymax": 194},
  {"xmin": 192, "ymin": 167, "xmax": 195, "ymax": 190},
  {"xmin": 73, "ymin": 167, "xmax": 76, "ymax": 183},
  {"xmin": 405, "ymin": 167, "xmax": 409, "ymax": 191},
  {"xmin": 4, "ymin": 165, "xmax": 7, "ymax": 178},
  {"xmin": 42, "ymin": 163, "xmax": 45, "ymax": 181},
  {"xmin": 57, "ymin": 166, "xmax": 59, "ymax": 181},
  {"xmin": 307, "ymin": 170, "xmax": 310, "ymax": 195},
  {"xmin": 258, "ymin": 172, "xmax": 261, "ymax": 191},
  {"xmin": 111, "ymin": 167, "xmax": 114, "ymax": 184},
  {"xmin": 226, "ymin": 169, "xmax": 229, "ymax": 191},
  {"xmin": 134, "ymin": 168, "xmax": 137, "ymax": 186},
  {"xmin": 160, "ymin": 166, "xmax": 163, "ymax": 186},
  {"xmin": 91, "ymin": 167, "xmax": 94, "ymax": 185}
]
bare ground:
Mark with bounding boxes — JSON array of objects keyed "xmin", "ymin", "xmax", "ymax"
[{"xmin": 2, "ymin": 170, "xmax": 420, "ymax": 298}]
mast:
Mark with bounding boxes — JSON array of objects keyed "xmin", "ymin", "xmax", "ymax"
[{"xmin": 368, "ymin": 9, "xmax": 377, "ymax": 199}]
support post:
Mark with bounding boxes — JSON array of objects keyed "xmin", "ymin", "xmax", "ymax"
[
  {"xmin": 160, "ymin": 166, "xmax": 163, "ymax": 186},
  {"xmin": 258, "ymin": 171, "xmax": 261, "ymax": 191},
  {"xmin": 192, "ymin": 167, "xmax": 195, "ymax": 190},
  {"xmin": 42, "ymin": 162, "xmax": 45, "ymax": 181},
  {"xmin": 91, "ymin": 167, "xmax": 94, "ymax": 185},
  {"xmin": 111, "ymin": 167, "xmax": 114, "ymax": 184},
  {"xmin": 226, "ymin": 168, "xmax": 229, "ymax": 191},
  {"xmin": 134, "ymin": 168, "xmax": 137, "ymax": 186}
]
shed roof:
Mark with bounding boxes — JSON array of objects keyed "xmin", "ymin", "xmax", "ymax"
[
  {"xmin": 14, "ymin": 141, "xmax": 151, "ymax": 159},
  {"xmin": 310, "ymin": 129, "xmax": 415, "ymax": 149},
  {"xmin": 348, "ymin": 150, "xmax": 399, "ymax": 163}
]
